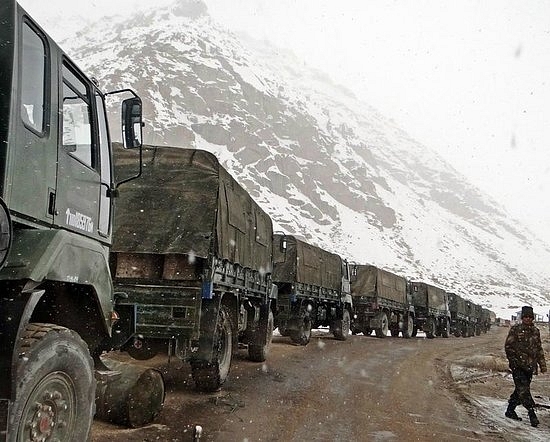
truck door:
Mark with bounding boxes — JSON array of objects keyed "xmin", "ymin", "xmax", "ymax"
[
  {"xmin": 8, "ymin": 19, "xmax": 57, "ymax": 224},
  {"xmin": 54, "ymin": 61, "xmax": 102, "ymax": 241}
]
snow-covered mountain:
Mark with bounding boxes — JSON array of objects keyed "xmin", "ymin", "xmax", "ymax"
[{"xmin": 55, "ymin": 0, "xmax": 549, "ymax": 317}]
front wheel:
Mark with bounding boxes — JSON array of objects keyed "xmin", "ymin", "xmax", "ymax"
[
  {"xmin": 375, "ymin": 312, "xmax": 389, "ymax": 338},
  {"xmin": 425, "ymin": 317, "xmax": 436, "ymax": 339},
  {"xmin": 402, "ymin": 315, "xmax": 414, "ymax": 339},
  {"xmin": 248, "ymin": 310, "xmax": 274, "ymax": 362},
  {"xmin": 332, "ymin": 309, "xmax": 350, "ymax": 341},
  {"xmin": 8, "ymin": 323, "xmax": 95, "ymax": 442},
  {"xmin": 191, "ymin": 306, "xmax": 233, "ymax": 392},
  {"xmin": 290, "ymin": 316, "xmax": 312, "ymax": 346}
]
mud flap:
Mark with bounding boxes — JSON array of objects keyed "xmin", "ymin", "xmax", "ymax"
[
  {"xmin": 0, "ymin": 288, "xmax": 43, "ymax": 400},
  {"xmin": 192, "ymin": 299, "xmax": 220, "ymax": 362}
]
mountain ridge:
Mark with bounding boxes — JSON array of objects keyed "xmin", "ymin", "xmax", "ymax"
[{"xmin": 54, "ymin": 0, "xmax": 550, "ymax": 316}]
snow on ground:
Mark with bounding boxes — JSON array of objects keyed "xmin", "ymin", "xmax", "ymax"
[{"xmin": 451, "ymin": 331, "xmax": 550, "ymax": 442}]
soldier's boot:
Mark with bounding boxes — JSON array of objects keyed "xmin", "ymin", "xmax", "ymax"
[
  {"xmin": 528, "ymin": 409, "xmax": 539, "ymax": 427},
  {"xmin": 505, "ymin": 403, "xmax": 522, "ymax": 421}
]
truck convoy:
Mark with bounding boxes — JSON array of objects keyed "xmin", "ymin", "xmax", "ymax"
[
  {"xmin": 410, "ymin": 282, "xmax": 451, "ymax": 339},
  {"xmin": 0, "ymin": 1, "xmax": 143, "ymax": 440},
  {"xmin": 0, "ymin": 2, "xmax": 497, "ymax": 440},
  {"xmin": 271, "ymin": 234, "xmax": 352, "ymax": 345},
  {"xmin": 111, "ymin": 145, "xmax": 276, "ymax": 392},
  {"xmin": 350, "ymin": 265, "xmax": 414, "ymax": 338}
]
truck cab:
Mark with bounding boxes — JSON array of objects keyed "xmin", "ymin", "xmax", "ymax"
[{"xmin": 0, "ymin": 2, "xmax": 142, "ymax": 440}]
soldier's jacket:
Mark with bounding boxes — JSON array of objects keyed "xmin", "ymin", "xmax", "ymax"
[{"xmin": 505, "ymin": 323, "xmax": 547, "ymax": 373}]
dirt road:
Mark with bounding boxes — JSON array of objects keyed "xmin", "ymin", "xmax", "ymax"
[{"xmin": 91, "ymin": 326, "xmax": 550, "ymax": 441}]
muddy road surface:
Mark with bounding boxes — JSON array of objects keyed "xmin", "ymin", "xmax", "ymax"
[{"xmin": 91, "ymin": 326, "xmax": 550, "ymax": 441}]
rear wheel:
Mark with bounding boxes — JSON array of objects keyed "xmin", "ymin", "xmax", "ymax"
[
  {"xmin": 290, "ymin": 316, "xmax": 312, "ymax": 346},
  {"xmin": 332, "ymin": 308, "xmax": 350, "ymax": 341},
  {"xmin": 374, "ymin": 312, "xmax": 389, "ymax": 338},
  {"xmin": 191, "ymin": 306, "xmax": 232, "ymax": 392},
  {"xmin": 9, "ymin": 323, "xmax": 95, "ymax": 442}
]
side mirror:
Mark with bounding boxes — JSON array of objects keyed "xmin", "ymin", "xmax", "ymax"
[{"xmin": 122, "ymin": 97, "xmax": 143, "ymax": 149}]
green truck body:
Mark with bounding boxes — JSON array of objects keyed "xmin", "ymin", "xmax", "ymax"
[
  {"xmin": 410, "ymin": 282, "xmax": 451, "ymax": 339},
  {"xmin": 350, "ymin": 265, "xmax": 414, "ymax": 338},
  {"xmin": 111, "ymin": 145, "xmax": 275, "ymax": 391},
  {"xmin": 272, "ymin": 234, "xmax": 352, "ymax": 345}
]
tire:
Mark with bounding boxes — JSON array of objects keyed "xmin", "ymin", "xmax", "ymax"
[
  {"xmin": 402, "ymin": 315, "xmax": 414, "ymax": 339},
  {"xmin": 248, "ymin": 310, "xmax": 274, "ymax": 362},
  {"xmin": 374, "ymin": 312, "xmax": 389, "ymax": 338},
  {"xmin": 425, "ymin": 317, "xmax": 436, "ymax": 339},
  {"xmin": 453, "ymin": 323, "xmax": 462, "ymax": 337},
  {"xmin": 8, "ymin": 323, "xmax": 95, "ymax": 442},
  {"xmin": 332, "ymin": 309, "xmax": 350, "ymax": 341},
  {"xmin": 191, "ymin": 306, "xmax": 233, "ymax": 392},
  {"xmin": 290, "ymin": 316, "xmax": 312, "ymax": 346}
]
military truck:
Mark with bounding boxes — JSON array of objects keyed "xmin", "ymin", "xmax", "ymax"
[
  {"xmin": 472, "ymin": 303, "xmax": 483, "ymax": 335},
  {"xmin": 271, "ymin": 234, "xmax": 352, "ymax": 345},
  {"xmin": 410, "ymin": 282, "xmax": 451, "ymax": 338},
  {"xmin": 480, "ymin": 308, "xmax": 492, "ymax": 333},
  {"xmin": 447, "ymin": 292, "xmax": 469, "ymax": 337},
  {"xmin": 349, "ymin": 265, "xmax": 414, "ymax": 338},
  {"xmin": 110, "ymin": 145, "xmax": 276, "ymax": 392},
  {"xmin": 0, "ymin": 2, "xmax": 143, "ymax": 440}
]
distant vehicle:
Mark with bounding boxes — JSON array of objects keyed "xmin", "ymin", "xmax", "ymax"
[
  {"xmin": 349, "ymin": 264, "xmax": 414, "ymax": 338},
  {"xmin": 271, "ymin": 234, "xmax": 352, "ymax": 345},
  {"xmin": 410, "ymin": 282, "xmax": 451, "ymax": 338},
  {"xmin": 447, "ymin": 292, "xmax": 470, "ymax": 337}
]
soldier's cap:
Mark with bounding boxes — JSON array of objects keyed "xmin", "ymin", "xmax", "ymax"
[{"xmin": 521, "ymin": 306, "xmax": 534, "ymax": 318}]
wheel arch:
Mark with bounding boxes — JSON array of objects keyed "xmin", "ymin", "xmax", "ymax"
[
  {"xmin": 29, "ymin": 280, "xmax": 110, "ymax": 352},
  {"xmin": 1, "ymin": 279, "xmax": 107, "ymax": 401}
]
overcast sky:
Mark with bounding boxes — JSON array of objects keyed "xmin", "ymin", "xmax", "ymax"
[{"xmin": 20, "ymin": 0, "xmax": 550, "ymax": 244}]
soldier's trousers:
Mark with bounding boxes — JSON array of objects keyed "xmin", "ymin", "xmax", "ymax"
[{"xmin": 509, "ymin": 368, "xmax": 535, "ymax": 409}]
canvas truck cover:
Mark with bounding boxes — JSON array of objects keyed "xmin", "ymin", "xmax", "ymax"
[
  {"xmin": 411, "ymin": 282, "xmax": 447, "ymax": 310},
  {"xmin": 113, "ymin": 145, "xmax": 273, "ymax": 271},
  {"xmin": 351, "ymin": 265, "xmax": 407, "ymax": 304},
  {"xmin": 272, "ymin": 234, "xmax": 342, "ymax": 292},
  {"xmin": 448, "ymin": 292, "xmax": 467, "ymax": 315}
]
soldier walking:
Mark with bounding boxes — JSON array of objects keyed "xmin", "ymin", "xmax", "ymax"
[{"xmin": 504, "ymin": 305, "xmax": 547, "ymax": 427}]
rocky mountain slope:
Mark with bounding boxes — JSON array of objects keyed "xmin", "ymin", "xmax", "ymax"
[{"xmin": 56, "ymin": 0, "xmax": 550, "ymax": 315}]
